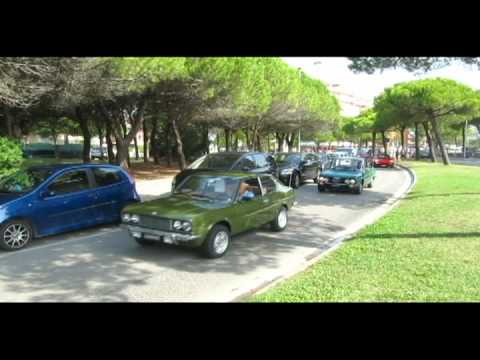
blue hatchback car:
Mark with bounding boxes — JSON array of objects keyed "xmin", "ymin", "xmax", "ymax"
[{"xmin": 0, "ymin": 164, "xmax": 140, "ymax": 251}]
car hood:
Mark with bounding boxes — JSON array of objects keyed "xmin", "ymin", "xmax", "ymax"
[
  {"xmin": 0, "ymin": 193, "xmax": 23, "ymax": 206},
  {"xmin": 125, "ymin": 194, "xmax": 230, "ymax": 219},
  {"xmin": 321, "ymin": 169, "xmax": 362, "ymax": 178}
]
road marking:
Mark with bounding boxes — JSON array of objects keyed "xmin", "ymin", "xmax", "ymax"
[{"xmin": 0, "ymin": 228, "xmax": 123, "ymax": 259}]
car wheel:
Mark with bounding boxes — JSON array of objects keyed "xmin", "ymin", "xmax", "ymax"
[
  {"xmin": 202, "ymin": 224, "xmax": 231, "ymax": 259},
  {"xmin": 135, "ymin": 237, "xmax": 156, "ymax": 246},
  {"xmin": 0, "ymin": 220, "xmax": 33, "ymax": 251},
  {"xmin": 317, "ymin": 184, "xmax": 325, "ymax": 192},
  {"xmin": 271, "ymin": 207, "xmax": 288, "ymax": 232},
  {"xmin": 291, "ymin": 172, "xmax": 300, "ymax": 189},
  {"xmin": 354, "ymin": 182, "xmax": 363, "ymax": 195}
]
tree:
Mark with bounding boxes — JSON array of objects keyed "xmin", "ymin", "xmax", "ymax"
[
  {"xmin": 374, "ymin": 78, "xmax": 480, "ymax": 165},
  {"xmin": 348, "ymin": 57, "xmax": 480, "ymax": 74}
]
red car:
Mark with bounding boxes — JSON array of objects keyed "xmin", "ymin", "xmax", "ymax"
[{"xmin": 373, "ymin": 154, "xmax": 395, "ymax": 168}]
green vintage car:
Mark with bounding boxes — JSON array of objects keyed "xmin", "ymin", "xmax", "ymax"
[
  {"xmin": 121, "ymin": 172, "xmax": 296, "ymax": 258},
  {"xmin": 317, "ymin": 157, "xmax": 376, "ymax": 194}
]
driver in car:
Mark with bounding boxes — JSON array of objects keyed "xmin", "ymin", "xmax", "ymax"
[{"xmin": 239, "ymin": 181, "xmax": 258, "ymax": 200}]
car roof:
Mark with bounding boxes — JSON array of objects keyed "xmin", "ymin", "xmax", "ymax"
[
  {"xmin": 186, "ymin": 170, "xmax": 264, "ymax": 178},
  {"xmin": 29, "ymin": 163, "xmax": 122, "ymax": 172}
]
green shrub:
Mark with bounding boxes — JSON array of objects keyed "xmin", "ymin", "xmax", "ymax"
[{"xmin": 0, "ymin": 137, "xmax": 24, "ymax": 178}]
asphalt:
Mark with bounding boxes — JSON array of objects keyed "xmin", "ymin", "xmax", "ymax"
[{"xmin": 0, "ymin": 167, "xmax": 410, "ymax": 302}]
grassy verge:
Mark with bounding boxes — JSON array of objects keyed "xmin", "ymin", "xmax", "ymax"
[{"xmin": 251, "ymin": 161, "xmax": 480, "ymax": 302}]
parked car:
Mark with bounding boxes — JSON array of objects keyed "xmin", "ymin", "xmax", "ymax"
[
  {"xmin": 275, "ymin": 152, "xmax": 325, "ymax": 188},
  {"xmin": 317, "ymin": 157, "xmax": 376, "ymax": 195},
  {"xmin": 171, "ymin": 152, "xmax": 277, "ymax": 190},
  {"xmin": 90, "ymin": 147, "xmax": 106, "ymax": 160},
  {"xmin": 373, "ymin": 154, "xmax": 395, "ymax": 168},
  {"xmin": 0, "ymin": 164, "xmax": 140, "ymax": 251},
  {"xmin": 122, "ymin": 172, "xmax": 295, "ymax": 258}
]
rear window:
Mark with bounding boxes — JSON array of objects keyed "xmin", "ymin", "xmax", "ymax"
[
  {"xmin": 93, "ymin": 167, "xmax": 123, "ymax": 187},
  {"xmin": 189, "ymin": 154, "xmax": 243, "ymax": 170}
]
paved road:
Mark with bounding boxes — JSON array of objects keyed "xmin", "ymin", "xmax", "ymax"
[
  {"xmin": 0, "ymin": 168, "xmax": 410, "ymax": 302},
  {"xmin": 450, "ymin": 158, "xmax": 480, "ymax": 167}
]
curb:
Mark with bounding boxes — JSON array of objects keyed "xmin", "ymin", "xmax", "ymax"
[{"xmin": 232, "ymin": 164, "xmax": 417, "ymax": 302}]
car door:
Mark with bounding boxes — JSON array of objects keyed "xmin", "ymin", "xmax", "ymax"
[
  {"xmin": 91, "ymin": 167, "xmax": 128, "ymax": 222},
  {"xmin": 234, "ymin": 176, "xmax": 271, "ymax": 229},
  {"xmin": 301, "ymin": 153, "xmax": 319, "ymax": 179},
  {"xmin": 33, "ymin": 168, "xmax": 100, "ymax": 236},
  {"xmin": 259, "ymin": 175, "xmax": 280, "ymax": 222}
]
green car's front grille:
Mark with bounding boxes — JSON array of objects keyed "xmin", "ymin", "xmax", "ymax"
[{"xmin": 138, "ymin": 216, "xmax": 171, "ymax": 231}]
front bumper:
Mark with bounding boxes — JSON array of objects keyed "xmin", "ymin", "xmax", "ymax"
[
  {"xmin": 318, "ymin": 180, "xmax": 357, "ymax": 190},
  {"xmin": 122, "ymin": 224, "xmax": 201, "ymax": 245}
]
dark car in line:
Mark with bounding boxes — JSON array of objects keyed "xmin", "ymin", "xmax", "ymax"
[
  {"xmin": 275, "ymin": 152, "xmax": 326, "ymax": 188},
  {"xmin": 171, "ymin": 152, "xmax": 277, "ymax": 190},
  {"xmin": 0, "ymin": 164, "xmax": 140, "ymax": 251},
  {"xmin": 317, "ymin": 157, "xmax": 376, "ymax": 195},
  {"xmin": 122, "ymin": 172, "xmax": 295, "ymax": 258}
]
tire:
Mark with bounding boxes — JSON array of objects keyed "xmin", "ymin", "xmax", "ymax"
[
  {"xmin": 353, "ymin": 182, "xmax": 363, "ymax": 195},
  {"xmin": 135, "ymin": 237, "xmax": 156, "ymax": 246},
  {"xmin": 201, "ymin": 224, "xmax": 231, "ymax": 259},
  {"xmin": 0, "ymin": 220, "xmax": 33, "ymax": 251},
  {"xmin": 291, "ymin": 172, "xmax": 300, "ymax": 189},
  {"xmin": 367, "ymin": 178, "xmax": 373, "ymax": 188},
  {"xmin": 317, "ymin": 184, "xmax": 326, "ymax": 192},
  {"xmin": 271, "ymin": 207, "xmax": 288, "ymax": 232}
]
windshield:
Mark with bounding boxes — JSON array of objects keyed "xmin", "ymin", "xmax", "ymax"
[
  {"xmin": 188, "ymin": 154, "xmax": 243, "ymax": 170},
  {"xmin": 174, "ymin": 175, "xmax": 240, "ymax": 203},
  {"xmin": 275, "ymin": 153, "xmax": 301, "ymax": 164},
  {"xmin": 329, "ymin": 159, "xmax": 362, "ymax": 172},
  {"xmin": 0, "ymin": 168, "xmax": 54, "ymax": 194}
]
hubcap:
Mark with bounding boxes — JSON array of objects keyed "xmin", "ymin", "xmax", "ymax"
[
  {"xmin": 213, "ymin": 231, "xmax": 229, "ymax": 254},
  {"xmin": 4, "ymin": 224, "xmax": 30, "ymax": 249},
  {"xmin": 278, "ymin": 209, "xmax": 287, "ymax": 228}
]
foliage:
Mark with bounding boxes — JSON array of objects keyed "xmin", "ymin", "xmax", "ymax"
[{"xmin": 0, "ymin": 137, "xmax": 23, "ymax": 178}]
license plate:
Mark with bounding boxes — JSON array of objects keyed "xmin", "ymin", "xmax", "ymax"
[{"xmin": 144, "ymin": 234, "xmax": 161, "ymax": 241}]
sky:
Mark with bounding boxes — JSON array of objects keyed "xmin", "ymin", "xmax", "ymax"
[{"xmin": 282, "ymin": 57, "xmax": 480, "ymax": 116}]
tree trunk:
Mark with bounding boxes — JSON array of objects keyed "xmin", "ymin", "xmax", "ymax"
[
  {"xmin": 96, "ymin": 122, "xmax": 104, "ymax": 160},
  {"xmin": 75, "ymin": 108, "xmax": 91, "ymax": 163},
  {"xmin": 243, "ymin": 128, "xmax": 250, "ymax": 151},
  {"xmin": 414, "ymin": 122, "xmax": 420, "ymax": 161},
  {"xmin": 400, "ymin": 126, "xmax": 406, "ymax": 159},
  {"xmin": 381, "ymin": 131, "xmax": 388, "ymax": 155},
  {"xmin": 150, "ymin": 117, "xmax": 160, "ymax": 165},
  {"xmin": 276, "ymin": 132, "xmax": 285, "ymax": 152},
  {"xmin": 172, "ymin": 116, "xmax": 186, "ymax": 170},
  {"xmin": 133, "ymin": 136, "xmax": 139, "ymax": 160},
  {"xmin": 53, "ymin": 135, "xmax": 60, "ymax": 159},
  {"xmin": 430, "ymin": 117, "xmax": 450, "ymax": 165},
  {"xmin": 256, "ymin": 134, "xmax": 262, "ymax": 152},
  {"xmin": 64, "ymin": 134, "xmax": 69, "ymax": 145},
  {"xmin": 462, "ymin": 120, "xmax": 467, "ymax": 159},
  {"xmin": 286, "ymin": 133, "xmax": 295, "ymax": 152},
  {"xmin": 224, "ymin": 128, "xmax": 231, "ymax": 152},
  {"xmin": 422, "ymin": 122, "xmax": 437, "ymax": 163},
  {"xmin": 105, "ymin": 119, "xmax": 115, "ymax": 164},
  {"xmin": 143, "ymin": 118, "xmax": 149, "ymax": 163},
  {"xmin": 234, "ymin": 133, "xmax": 239, "ymax": 152},
  {"xmin": 116, "ymin": 139, "xmax": 130, "ymax": 169}
]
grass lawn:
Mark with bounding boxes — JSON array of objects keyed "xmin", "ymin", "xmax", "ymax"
[{"xmin": 252, "ymin": 161, "xmax": 480, "ymax": 302}]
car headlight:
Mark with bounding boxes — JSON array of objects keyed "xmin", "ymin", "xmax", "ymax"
[
  {"xmin": 181, "ymin": 221, "xmax": 192, "ymax": 232},
  {"xmin": 122, "ymin": 213, "xmax": 131, "ymax": 222},
  {"xmin": 130, "ymin": 214, "xmax": 140, "ymax": 223},
  {"xmin": 173, "ymin": 220, "xmax": 182, "ymax": 230},
  {"xmin": 281, "ymin": 168, "xmax": 293, "ymax": 175},
  {"xmin": 345, "ymin": 179, "xmax": 356, "ymax": 184}
]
